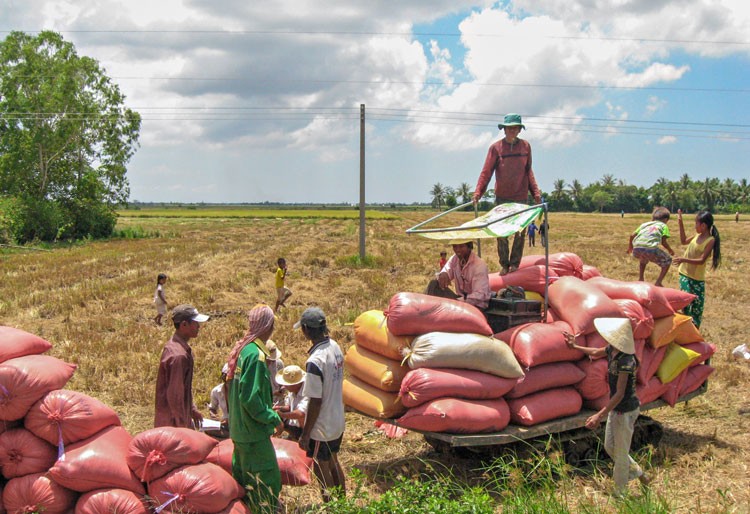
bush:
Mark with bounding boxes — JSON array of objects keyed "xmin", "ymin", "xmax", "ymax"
[{"xmin": 0, "ymin": 196, "xmax": 64, "ymax": 243}]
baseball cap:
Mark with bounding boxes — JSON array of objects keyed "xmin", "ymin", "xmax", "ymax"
[
  {"xmin": 293, "ymin": 306, "xmax": 327, "ymax": 329},
  {"xmin": 172, "ymin": 304, "xmax": 210, "ymax": 324}
]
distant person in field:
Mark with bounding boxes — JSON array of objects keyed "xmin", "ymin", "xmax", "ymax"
[
  {"xmin": 673, "ymin": 209, "xmax": 721, "ymax": 328},
  {"xmin": 273, "ymin": 364, "xmax": 309, "ymax": 441},
  {"xmin": 527, "ymin": 221, "xmax": 537, "ymax": 247},
  {"xmin": 627, "ymin": 207, "xmax": 674, "ymax": 287},
  {"xmin": 564, "ymin": 318, "xmax": 651, "ymax": 497},
  {"xmin": 226, "ymin": 304, "xmax": 284, "ymax": 514},
  {"xmin": 265, "ymin": 340, "xmax": 286, "ymax": 404},
  {"xmin": 736, "ymin": 212, "xmax": 740, "ymax": 223},
  {"xmin": 274, "ymin": 257, "xmax": 292, "ymax": 312},
  {"xmin": 153, "ymin": 273, "xmax": 168, "ymax": 325},
  {"xmin": 426, "ymin": 239, "xmax": 492, "ymax": 310},
  {"xmin": 472, "ymin": 113, "xmax": 542, "ymax": 275},
  {"xmin": 154, "ymin": 304, "xmax": 209, "ymax": 429},
  {"xmin": 438, "ymin": 250, "xmax": 448, "ymax": 271},
  {"xmin": 539, "ymin": 219, "xmax": 548, "ymax": 247}
]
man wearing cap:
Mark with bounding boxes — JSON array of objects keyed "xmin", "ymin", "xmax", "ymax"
[
  {"xmin": 295, "ymin": 307, "xmax": 346, "ymax": 502},
  {"xmin": 473, "ymin": 113, "xmax": 543, "ymax": 275},
  {"xmin": 154, "ymin": 304, "xmax": 209, "ymax": 428},
  {"xmin": 426, "ymin": 240, "xmax": 492, "ymax": 310},
  {"xmin": 564, "ymin": 318, "xmax": 651, "ymax": 496}
]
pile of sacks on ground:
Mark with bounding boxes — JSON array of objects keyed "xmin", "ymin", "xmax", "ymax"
[
  {"xmin": 343, "ymin": 252, "xmax": 715, "ymax": 434},
  {"xmin": 0, "ymin": 326, "xmax": 313, "ymax": 514}
]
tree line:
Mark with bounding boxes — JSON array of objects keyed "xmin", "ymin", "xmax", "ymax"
[{"xmin": 430, "ymin": 174, "xmax": 750, "ymax": 214}]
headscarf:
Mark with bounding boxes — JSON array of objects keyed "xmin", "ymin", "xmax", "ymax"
[{"xmin": 225, "ymin": 304, "xmax": 275, "ymax": 380}]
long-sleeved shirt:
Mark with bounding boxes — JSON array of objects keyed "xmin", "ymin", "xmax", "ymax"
[
  {"xmin": 439, "ymin": 252, "xmax": 492, "ymax": 310},
  {"xmin": 228, "ymin": 339, "xmax": 282, "ymax": 444},
  {"xmin": 474, "ymin": 138, "xmax": 541, "ymax": 203},
  {"xmin": 154, "ymin": 334, "xmax": 198, "ymax": 428}
]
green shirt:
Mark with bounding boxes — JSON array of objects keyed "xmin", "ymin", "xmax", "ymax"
[{"xmin": 228, "ymin": 339, "xmax": 281, "ymax": 443}]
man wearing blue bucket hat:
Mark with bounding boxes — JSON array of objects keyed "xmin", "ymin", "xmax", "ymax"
[{"xmin": 472, "ymin": 113, "xmax": 542, "ymax": 275}]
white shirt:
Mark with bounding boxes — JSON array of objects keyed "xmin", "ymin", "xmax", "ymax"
[
  {"xmin": 208, "ymin": 383, "xmax": 228, "ymax": 421},
  {"xmin": 283, "ymin": 391, "xmax": 309, "ymax": 428},
  {"xmin": 301, "ymin": 338, "xmax": 345, "ymax": 441}
]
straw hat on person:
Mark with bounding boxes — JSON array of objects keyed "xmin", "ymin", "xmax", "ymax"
[
  {"xmin": 593, "ymin": 318, "xmax": 635, "ymax": 355},
  {"xmin": 275, "ymin": 365, "xmax": 306, "ymax": 386},
  {"xmin": 265, "ymin": 340, "xmax": 282, "ymax": 360}
]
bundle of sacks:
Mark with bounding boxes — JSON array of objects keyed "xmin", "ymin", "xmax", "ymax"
[{"xmin": 0, "ymin": 326, "xmax": 313, "ymax": 514}]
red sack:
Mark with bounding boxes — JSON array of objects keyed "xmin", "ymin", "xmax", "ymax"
[
  {"xmin": 548, "ymin": 276, "xmax": 623, "ymax": 335},
  {"xmin": 0, "ymin": 326, "xmax": 52, "ymax": 364},
  {"xmin": 656, "ymin": 286, "xmax": 697, "ymax": 311},
  {"xmin": 507, "ymin": 387, "xmax": 582, "ymax": 426},
  {"xmin": 75, "ymin": 489, "xmax": 148, "ymax": 514},
  {"xmin": 0, "ymin": 427, "xmax": 57, "ymax": 479},
  {"xmin": 385, "ymin": 292, "xmax": 492, "ymax": 336},
  {"xmin": 488, "ymin": 265, "xmax": 559, "ymax": 295},
  {"xmin": 0, "ymin": 355, "xmax": 76, "ymax": 421},
  {"xmin": 148, "ymin": 463, "xmax": 244, "ymax": 514},
  {"xmin": 216, "ymin": 500, "xmax": 252, "ymax": 514},
  {"xmin": 397, "ymin": 398, "xmax": 510, "ymax": 434},
  {"xmin": 661, "ymin": 369, "xmax": 688, "ymax": 407},
  {"xmin": 496, "ymin": 321, "xmax": 583, "ymax": 368},
  {"xmin": 614, "ymin": 299, "xmax": 654, "ymax": 340},
  {"xmin": 49, "ymin": 426, "xmax": 145, "ymax": 494},
  {"xmin": 205, "ymin": 438, "xmax": 233, "ymax": 473},
  {"xmin": 682, "ymin": 341, "xmax": 716, "ymax": 366},
  {"xmin": 127, "ymin": 426, "xmax": 218, "ymax": 482},
  {"xmin": 25, "ymin": 389, "xmax": 121, "ymax": 448},
  {"xmin": 519, "ymin": 252, "xmax": 584, "ymax": 278},
  {"xmin": 272, "ymin": 437, "xmax": 313, "ymax": 486},
  {"xmin": 637, "ymin": 377, "xmax": 670, "ymax": 405},
  {"xmin": 506, "ymin": 362, "xmax": 585, "ymax": 399},
  {"xmin": 637, "ymin": 345, "xmax": 667, "ymax": 386},
  {"xmin": 3, "ymin": 472, "xmax": 78, "ymax": 514},
  {"xmin": 678, "ymin": 364, "xmax": 714, "ymax": 397},
  {"xmin": 581, "ymin": 265, "xmax": 602, "ymax": 280},
  {"xmin": 400, "ymin": 368, "xmax": 517, "ymax": 407},
  {"xmin": 573, "ymin": 358, "xmax": 609, "ymax": 400},
  {"xmin": 583, "ymin": 394, "xmax": 609, "ymax": 411},
  {"xmin": 586, "ymin": 277, "xmax": 674, "ymax": 318}
]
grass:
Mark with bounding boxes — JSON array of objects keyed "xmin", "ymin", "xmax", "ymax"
[
  {"xmin": 117, "ymin": 208, "xmax": 398, "ymax": 220},
  {"xmin": 1, "ymin": 210, "xmax": 748, "ymax": 512}
]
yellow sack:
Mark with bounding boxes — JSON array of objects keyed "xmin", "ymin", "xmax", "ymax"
[
  {"xmin": 343, "ymin": 375, "xmax": 406, "ymax": 419},
  {"xmin": 345, "ymin": 344, "xmax": 409, "ymax": 393},
  {"xmin": 525, "ymin": 291, "xmax": 544, "ymax": 302},
  {"xmin": 649, "ymin": 313, "xmax": 693, "ymax": 348},
  {"xmin": 656, "ymin": 342, "xmax": 701, "ymax": 383},
  {"xmin": 354, "ymin": 310, "xmax": 412, "ymax": 361}
]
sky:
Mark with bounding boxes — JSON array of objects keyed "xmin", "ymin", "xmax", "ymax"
[{"xmin": 1, "ymin": 0, "xmax": 748, "ymax": 204}]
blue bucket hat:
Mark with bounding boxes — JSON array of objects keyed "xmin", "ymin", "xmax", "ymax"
[{"xmin": 498, "ymin": 113, "xmax": 525, "ymax": 130}]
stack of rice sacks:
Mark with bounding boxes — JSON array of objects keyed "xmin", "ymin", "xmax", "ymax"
[
  {"xmin": 387, "ymin": 293, "xmax": 525, "ymax": 434},
  {"xmin": 0, "ymin": 326, "xmax": 313, "ymax": 514}
]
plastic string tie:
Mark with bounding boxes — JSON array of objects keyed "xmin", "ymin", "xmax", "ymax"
[{"xmin": 155, "ymin": 492, "xmax": 180, "ymax": 513}]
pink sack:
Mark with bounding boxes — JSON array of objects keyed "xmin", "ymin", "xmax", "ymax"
[
  {"xmin": 519, "ymin": 252, "xmax": 584, "ymax": 278},
  {"xmin": 397, "ymin": 398, "xmax": 510, "ymax": 434},
  {"xmin": 0, "ymin": 427, "xmax": 57, "ymax": 479},
  {"xmin": 506, "ymin": 362, "xmax": 585, "ymax": 399},
  {"xmin": 148, "ymin": 463, "xmax": 244, "ymax": 514},
  {"xmin": 496, "ymin": 321, "xmax": 583, "ymax": 368},
  {"xmin": 385, "ymin": 292, "xmax": 492, "ymax": 336},
  {"xmin": 205, "ymin": 438, "xmax": 233, "ymax": 473},
  {"xmin": 548, "ymin": 276, "xmax": 623, "ymax": 335},
  {"xmin": 682, "ymin": 341, "xmax": 716, "ymax": 366},
  {"xmin": 0, "ymin": 355, "xmax": 77, "ymax": 421},
  {"xmin": 637, "ymin": 345, "xmax": 667, "ymax": 386},
  {"xmin": 583, "ymin": 394, "xmax": 609, "ymax": 411},
  {"xmin": 614, "ymin": 299, "xmax": 655, "ymax": 340},
  {"xmin": 25, "ymin": 389, "xmax": 121, "ymax": 448},
  {"xmin": 400, "ymin": 368, "xmax": 517, "ymax": 407},
  {"xmin": 678, "ymin": 365, "xmax": 714, "ymax": 397},
  {"xmin": 661, "ymin": 369, "xmax": 688, "ymax": 407},
  {"xmin": 581, "ymin": 265, "xmax": 602, "ymax": 280},
  {"xmin": 507, "ymin": 387, "xmax": 582, "ymax": 426},
  {"xmin": 50, "ymin": 426, "xmax": 145, "ymax": 494},
  {"xmin": 637, "ymin": 377, "xmax": 670, "ymax": 405},
  {"xmin": 3, "ymin": 472, "xmax": 78, "ymax": 514},
  {"xmin": 587, "ymin": 277, "xmax": 674, "ymax": 318},
  {"xmin": 272, "ymin": 437, "xmax": 313, "ymax": 486},
  {"xmin": 216, "ymin": 500, "xmax": 252, "ymax": 514},
  {"xmin": 656, "ymin": 286, "xmax": 697, "ymax": 311},
  {"xmin": 0, "ymin": 326, "xmax": 52, "ymax": 364},
  {"xmin": 573, "ymin": 358, "xmax": 609, "ymax": 400},
  {"xmin": 75, "ymin": 489, "xmax": 148, "ymax": 514},
  {"xmin": 127, "ymin": 426, "xmax": 218, "ymax": 482},
  {"xmin": 488, "ymin": 265, "xmax": 559, "ymax": 295}
]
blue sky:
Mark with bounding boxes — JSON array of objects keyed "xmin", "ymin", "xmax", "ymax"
[{"xmin": 2, "ymin": 0, "xmax": 748, "ymax": 203}]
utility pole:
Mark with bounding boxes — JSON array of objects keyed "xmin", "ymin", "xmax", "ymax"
[{"xmin": 359, "ymin": 103, "xmax": 366, "ymax": 260}]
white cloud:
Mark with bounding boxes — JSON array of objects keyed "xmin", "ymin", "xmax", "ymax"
[
  {"xmin": 657, "ymin": 135, "xmax": 677, "ymax": 144},
  {"xmin": 646, "ymin": 96, "xmax": 667, "ymax": 115}
]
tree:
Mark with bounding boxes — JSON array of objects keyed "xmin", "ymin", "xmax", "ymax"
[
  {"xmin": 0, "ymin": 31, "xmax": 141, "ymax": 242},
  {"xmin": 456, "ymin": 182, "xmax": 473, "ymax": 208},
  {"xmin": 591, "ymin": 190, "xmax": 613, "ymax": 212},
  {"xmin": 430, "ymin": 182, "xmax": 447, "ymax": 210}
]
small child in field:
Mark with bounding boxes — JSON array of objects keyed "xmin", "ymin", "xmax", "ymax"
[
  {"xmin": 627, "ymin": 207, "xmax": 674, "ymax": 286},
  {"xmin": 273, "ymin": 365, "xmax": 309, "ymax": 441},
  {"xmin": 438, "ymin": 250, "xmax": 447, "ymax": 271},
  {"xmin": 153, "ymin": 273, "xmax": 168, "ymax": 325},
  {"xmin": 672, "ymin": 209, "xmax": 721, "ymax": 328},
  {"xmin": 274, "ymin": 257, "xmax": 292, "ymax": 312}
]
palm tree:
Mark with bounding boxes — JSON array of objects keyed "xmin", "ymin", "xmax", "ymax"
[
  {"xmin": 568, "ymin": 179, "xmax": 584, "ymax": 207},
  {"xmin": 600, "ymin": 174, "xmax": 616, "ymax": 189},
  {"xmin": 430, "ymin": 183, "xmax": 446, "ymax": 211},
  {"xmin": 456, "ymin": 182, "xmax": 473, "ymax": 206},
  {"xmin": 678, "ymin": 173, "xmax": 692, "ymax": 191},
  {"xmin": 698, "ymin": 178, "xmax": 721, "ymax": 211}
]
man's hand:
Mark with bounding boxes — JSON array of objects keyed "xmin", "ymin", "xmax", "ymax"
[
  {"xmin": 585, "ymin": 413, "xmax": 602, "ymax": 430},
  {"xmin": 534, "ymin": 196, "xmax": 542, "ymax": 205},
  {"xmin": 274, "ymin": 421, "xmax": 284, "ymax": 437},
  {"xmin": 437, "ymin": 271, "xmax": 451, "ymax": 289},
  {"xmin": 472, "ymin": 192, "xmax": 481, "ymax": 204},
  {"xmin": 191, "ymin": 409, "xmax": 203, "ymax": 429}
]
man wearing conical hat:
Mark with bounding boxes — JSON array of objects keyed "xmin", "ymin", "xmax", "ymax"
[{"xmin": 425, "ymin": 239, "xmax": 492, "ymax": 310}]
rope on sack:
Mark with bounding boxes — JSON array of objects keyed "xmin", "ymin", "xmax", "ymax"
[{"xmin": 155, "ymin": 492, "xmax": 181, "ymax": 513}]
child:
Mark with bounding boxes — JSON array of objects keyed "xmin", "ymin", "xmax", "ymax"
[
  {"xmin": 274, "ymin": 257, "xmax": 292, "ymax": 312},
  {"xmin": 673, "ymin": 210, "xmax": 721, "ymax": 328},
  {"xmin": 627, "ymin": 207, "xmax": 674, "ymax": 286},
  {"xmin": 438, "ymin": 250, "xmax": 447, "ymax": 271},
  {"xmin": 527, "ymin": 221, "xmax": 537, "ymax": 247},
  {"xmin": 564, "ymin": 318, "xmax": 651, "ymax": 497},
  {"xmin": 273, "ymin": 365, "xmax": 309, "ymax": 441},
  {"xmin": 153, "ymin": 273, "xmax": 168, "ymax": 325}
]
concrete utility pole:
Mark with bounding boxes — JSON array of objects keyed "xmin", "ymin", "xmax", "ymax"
[{"xmin": 359, "ymin": 103, "xmax": 366, "ymax": 260}]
